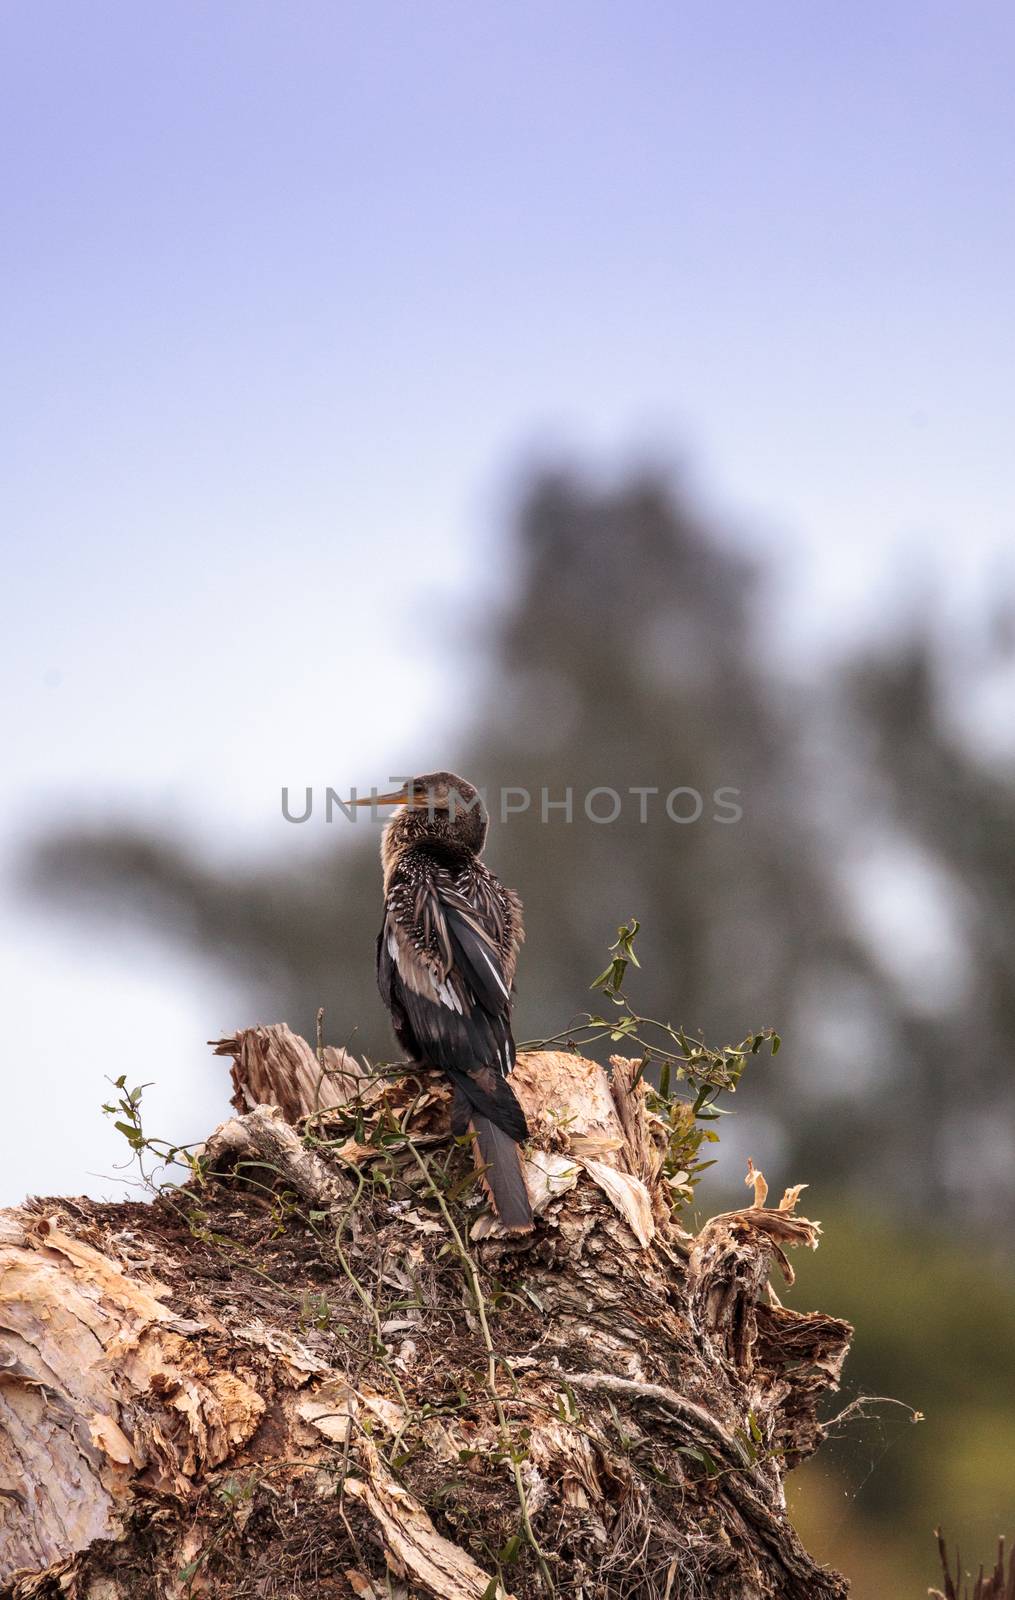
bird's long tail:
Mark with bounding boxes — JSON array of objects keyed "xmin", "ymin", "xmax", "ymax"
[
  {"xmin": 468, "ymin": 1111, "xmax": 534, "ymax": 1232},
  {"xmin": 449, "ymin": 1074, "xmax": 533, "ymax": 1232}
]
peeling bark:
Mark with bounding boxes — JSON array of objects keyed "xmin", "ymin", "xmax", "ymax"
[{"xmin": 0, "ymin": 1026, "xmax": 853, "ymax": 1599}]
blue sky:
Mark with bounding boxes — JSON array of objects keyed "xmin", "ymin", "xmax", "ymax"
[{"xmin": 2, "ymin": 0, "xmax": 1014, "ymax": 1200}]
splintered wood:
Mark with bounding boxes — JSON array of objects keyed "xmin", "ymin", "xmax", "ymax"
[
  {"xmin": 0, "ymin": 1025, "xmax": 853, "ymax": 1600},
  {"xmin": 210, "ymin": 1024, "xmax": 367, "ymax": 1122}
]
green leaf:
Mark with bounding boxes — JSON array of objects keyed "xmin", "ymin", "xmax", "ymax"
[
  {"xmin": 497, "ymin": 1533, "xmax": 523, "ymax": 1564},
  {"xmin": 447, "ymin": 1169, "xmax": 480, "ymax": 1202},
  {"xmin": 679, "ymin": 1444, "xmax": 719, "ymax": 1475}
]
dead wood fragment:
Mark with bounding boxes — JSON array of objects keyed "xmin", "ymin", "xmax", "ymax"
[
  {"xmin": 607, "ymin": 1055, "xmax": 664, "ymax": 1190},
  {"xmin": 346, "ymin": 1440, "xmax": 516, "ymax": 1600},
  {"xmin": 202, "ymin": 1102, "xmax": 351, "ymax": 1207},
  {"xmin": 1, "ymin": 1026, "xmax": 853, "ymax": 1600},
  {"xmin": 211, "ymin": 1023, "xmax": 367, "ymax": 1122}
]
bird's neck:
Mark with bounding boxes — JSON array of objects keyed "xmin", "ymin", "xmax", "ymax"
[{"xmin": 381, "ymin": 811, "xmax": 480, "ymax": 894}]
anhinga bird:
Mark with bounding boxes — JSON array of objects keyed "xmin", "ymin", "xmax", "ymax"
[{"xmin": 347, "ymin": 772, "xmax": 534, "ymax": 1232}]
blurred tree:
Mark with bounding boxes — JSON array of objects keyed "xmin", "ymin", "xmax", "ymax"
[
  {"xmin": 838, "ymin": 633, "xmax": 1015, "ymax": 1222},
  {"xmin": 465, "ymin": 472, "xmax": 879, "ymax": 1078},
  {"xmin": 24, "ymin": 464, "xmax": 1015, "ymax": 1596},
  {"xmin": 24, "ymin": 466, "xmax": 1015, "ymax": 1223}
]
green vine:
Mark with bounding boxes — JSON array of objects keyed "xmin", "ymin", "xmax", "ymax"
[{"xmin": 522, "ymin": 918, "xmax": 781, "ymax": 1207}]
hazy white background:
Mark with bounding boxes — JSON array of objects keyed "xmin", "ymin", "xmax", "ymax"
[{"xmin": 3, "ymin": 0, "xmax": 1014, "ymax": 1203}]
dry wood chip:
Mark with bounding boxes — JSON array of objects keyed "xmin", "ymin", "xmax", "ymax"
[
  {"xmin": 580, "ymin": 1158, "xmax": 656, "ymax": 1248},
  {"xmin": 346, "ymin": 1439, "xmax": 515, "ymax": 1600}
]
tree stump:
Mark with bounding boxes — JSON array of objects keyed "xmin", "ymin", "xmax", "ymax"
[{"xmin": 0, "ymin": 1025, "xmax": 852, "ymax": 1599}]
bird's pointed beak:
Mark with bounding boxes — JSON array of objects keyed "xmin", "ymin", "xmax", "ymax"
[{"xmin": 342, "ymin": 783, "xmax": 411, "ymax": 808}]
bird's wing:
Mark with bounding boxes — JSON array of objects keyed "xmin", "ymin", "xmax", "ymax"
[{"xmin": 443, "ymin": 870, "xmax": 525, "ymax": 990}]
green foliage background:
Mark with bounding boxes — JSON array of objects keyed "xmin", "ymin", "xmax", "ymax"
[{"xmin": 789, "ymin": 1210, "xmax": 1015, "ymax": 1595}]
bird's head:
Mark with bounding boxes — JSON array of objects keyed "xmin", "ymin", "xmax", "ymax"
[{"xmin": 345, "ymin": 771, "xmax": 489, "ymax": 862}]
